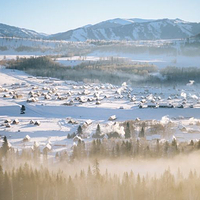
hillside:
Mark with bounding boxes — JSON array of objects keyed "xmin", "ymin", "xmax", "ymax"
[
  {"xmin": 1, "ymin": 18, "xmax": 200, "ymax": 41},
  {"xmin": 0, "ymin": 23, "xmax": 47, "ymax": 39},
  {"xmin": 49, "ymin": 18, "xmax": 200, "ymax": 41}
]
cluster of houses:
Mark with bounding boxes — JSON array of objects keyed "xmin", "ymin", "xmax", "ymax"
[
  {"xmin": 138, "ymin": 93, "xmax": 195, "ymax": 109},
  {"xmin": 1, "ymin": 118, "xmax": 41, "ymax": 129},
  {"xmin": 1, "ymin": 77, "xmax": 198, "ymax": 111},
  {"xmin": 2, "ymin": 119, "xmax": 20, "ymax": 128}
]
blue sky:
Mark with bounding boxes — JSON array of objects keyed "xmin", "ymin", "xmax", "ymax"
[{"xmin": 0, "ymin": 0, "xmax": 200, "ymax": 34}]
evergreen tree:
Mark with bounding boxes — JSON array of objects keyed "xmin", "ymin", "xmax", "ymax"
[
  {"xmin": 189, "ymin": 140, "xmax": 194, "ymax": 146},
  {"xmin": 137, "ymin": 173, "xmax": 141, "ymax": 184},
  {"xmin": 60, "ymin": 150, "xmax": 69, "ymax": 162},
  {"xmin": 71, "ymin": 146, "xmax": 78, "ymax": 160},
  {"xmin": 87, "ymin": 165, "xmax": 92, "ymax": 178},
  {"xmin": 171, "ymin": 138, "xmax": 178, "ymax": 151},
  {"xmin": 125, "ymin": 122, "xmax": 131, "ymax": 139},
  {"xmin": 156, "ymin": 139, "xmax": 160, "ymax": 157},
  {"xmin": 3, "ymin": 172, "xmax": 12, "ymax": 200},
  {"xmin": 80, "ymin": 170, "xmax": 85, "ymax": 179},
  {"xmin": 116, "ymin": 143, "xmax": 120, "ymax": 157},
  {"xmin": 77, "ymin": 125, "xmax": 83, "ymax": 136},
  {"xmin": 1, "ymin": 136, "xmax": 9, "ymax": 157},
  {"xmin": 93, "ymin": 159, "xmax": 100, "ymax": 178},
  {"xmin": 125, "ymin": 141, "xmax": 132, "ymax": 156},
  {"xmin": 197, "ymin": 140, "xmax": 200, "ymax": 149},
  {"xmin": 66, "ymin": 176, "xmax": 76, "ymax": 200},
  {"xmin": 164, "ymin": 141, "xmax": 169, "ymax": 155},
  {"xmin": 136, "ymin": 139, "xmax": 140, "ymax": 155},
  {"xmin": 139, "ymin": 126, "xmax": 145, "ymax": 138},
  {"xmin": 93, "ymin": 124, "xmax": 103, "ymax": 138},
  {"xmin": 96, "ymin": 124, "xmax": 101, "ymax": 136},
  {"xmin": 75, "ymin": 140, "xmax": 86, "ymax": 159},
  {"xmin": 145, "ymin": 145, "xmax": 150, "ymax": 157},
  {"xmin": 90, "ymin": 140, "xmax": 98, "ymax": 156}
]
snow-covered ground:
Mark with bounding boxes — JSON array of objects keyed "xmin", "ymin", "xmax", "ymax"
[
  {"xmin": 88, "ymin": 51, "xmax": 200, "ymax": 68},
  {"xmin": 0, "ymin": 55, "xmax": 39, "ymax": 60},
  {"xmin": 2, "ymin": 53, "xmax": 199, "ymax": 69},
  {"xmin": 55, "ymin": 53, "xmax": 200, "ymax": 68},
  {"xmin": 0, "ymin": 36, "xmax": 91, "ymax": 56},
  {"xmin": 1, "ymin": 37, "xmax": 200, "ymax": 68},
  {"xmin": 1, "ymin": 67, "xmax": 200, "ymax": 155}
]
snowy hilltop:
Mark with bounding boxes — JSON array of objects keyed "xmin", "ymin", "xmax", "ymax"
[
  {"xmin": 0, "ymin": 23, "xmax": 48, "ymax": 39},
  {"xmin": 49, "ymin": 18, "xmax": 200, "ymax": 41},
  {"xmin": 1, "ymin": 18, "xmax": 200, "ymax": 41}
]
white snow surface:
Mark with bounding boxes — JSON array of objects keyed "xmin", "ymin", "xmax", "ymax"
[{"xmin": 1, "ymin": 67, "xmax": 200, "ymax": 154}]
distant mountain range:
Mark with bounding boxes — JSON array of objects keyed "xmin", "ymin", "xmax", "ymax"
[
  {"xmin": 1, "ymin": 18, "xmax": 200, "ymax": 41},
  {"xmin": 0, "ymin": 23, "xmax": 47, "ymax": 39}
]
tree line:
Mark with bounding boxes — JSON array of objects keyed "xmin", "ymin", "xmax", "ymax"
[
  {"xmin": 0, "ymin": 161, "xmax": 200, "ymax": 200},
  {"xmin": 6, "ymin": 56, "xmax": 200, "ymax": 86},
  {"xmin": 1, "ymin": 134, "xmax": 200, "ymax": 166}
]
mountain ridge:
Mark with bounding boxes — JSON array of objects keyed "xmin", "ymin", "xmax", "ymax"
[
  {"xmin": 49, "ymin": 18, "xmax": 200, "ymax": 41},
  {"xmin": 0, "ymin": 23, "xmax": 48, "ymax": 39},
  {"xmin": 0, "ymin": 18, "xmax": 200, "ymax": 41}
]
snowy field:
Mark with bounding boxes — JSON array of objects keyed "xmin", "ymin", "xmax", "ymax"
[
  {"xmin": 88, "ymin": 51, "xmax": 200, "ymax": 68},
  {"xmin": 1, "ymin": 53, "xmax": 199, "ymax": 69},
  {"xmin": 1, "ymin": 37, "xmax": 200, "ymax": 68},
  {"xmin": 54, "ymin": 53, "xmax": 200, "ymax": 68},
  {"xmin": 1, "ymin": 66, "xmax": 200, "ymax": 155}
]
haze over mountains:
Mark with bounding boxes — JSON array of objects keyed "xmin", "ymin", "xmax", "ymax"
[{"xmin": 1, "ymin": 18, "xmax": 200, "ymax": 41}]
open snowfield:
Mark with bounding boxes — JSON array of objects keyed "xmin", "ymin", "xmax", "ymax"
[
  {"xmin": 1, "ymin": 37, "xmax": 200, "ymax": 69},
  {"xmin": 0, "ymin": 54, "xmax": 39, "ymax": 60},
  {"xmin": 54, "ymin": 53, "xmax": 200, "ymax": 69},
  {"xmin": 2, "ymin": 53, "xmax": 199, "ymax": 69},
  {"xmin": 1, "ymin": 66, "xmax": 200, "ymax": 155},
  {"xmin": 88, "ymin": 51, "xmax": 200, "ymax": 68}
]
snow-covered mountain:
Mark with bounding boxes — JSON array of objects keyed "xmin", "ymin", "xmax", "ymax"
[
  {"xmin": 50, "ymin": 18, "xmax": 200, "ymax": 41},
  {"xmin": 0, "ymin": 23, "xmax": 47, "ymax": 39},
  {"xmin": 1, "ymin": 18, "xmax": 200, "ymax": 41}
]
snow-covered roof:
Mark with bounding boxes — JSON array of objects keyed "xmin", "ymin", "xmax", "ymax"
[
  {"xmin": 34, "ymin": 121, "xmax": 41, "ymax": 125},
  {"xmin": 73, "ymin": 135, "xmax": 83, "ymax": 142},
  {"xmin": 85, "ymin": 120, "xmax": 92, "ymax": 125},
  {"xmin": 44, "ymin": 143, "xmax": 52, "ymax": 150},
  {"xmin": 109, "ymin": 115, "xmax": 117, "ymax": 121},
  {"xmin": 23, "ymin": 135, "xmax": 30, "ymax": 142},
  {"xmin": 13, "ymin": 119, "xmax": 19, "ymax": 123},
  {"xmin": 4, "ymin": 119, "xmax": 11, "ymax": 123}
]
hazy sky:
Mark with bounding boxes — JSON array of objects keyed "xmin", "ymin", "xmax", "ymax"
[{"xmin": 0, "ymin": 0, "xmax": 200, "ymax": 34}]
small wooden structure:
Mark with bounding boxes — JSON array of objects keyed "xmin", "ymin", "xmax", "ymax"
[
  {"xmin": 12, "ymin": 119, "xmax": 19, "ymax": 124},
  {"xmin": 109, "ymin": 115, "xmax": 117, "ymax": 121},
  {"xmin": 73, "ymin": 135, "xmax": 83, "ymax": 142},
  {"xmin": 23, "ymin": 135, "xmax": 31, "ymax": 142},
  {"xmin": 34, "ymin": 121, "xmax": 41, "ymax": 126}
]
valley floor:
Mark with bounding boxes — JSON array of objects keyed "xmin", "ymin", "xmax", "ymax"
[{"xmin": 1, "ymin": 66, "xmax": 200, "ymax": 156}]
